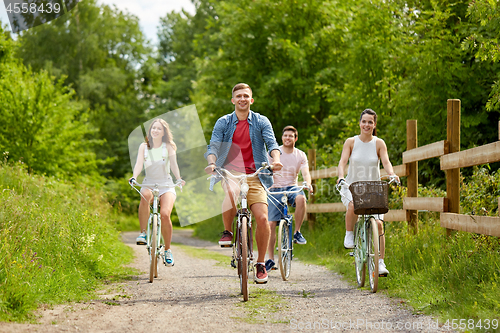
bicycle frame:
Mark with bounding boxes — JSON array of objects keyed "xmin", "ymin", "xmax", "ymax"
[
  {"xmin": 209, "ymin": 164, "xmax": 271, "ymax": 300},
  {"xmin": 336, "ymin": 176, "xmax": 397, "ymax": 292},
  {"xmin": 265, "ymin": 182, "xmax": 309, "ymax": 281},
  {"xmin": 130, "ymin": 181, "xmax": 182, "ymax": 283}
]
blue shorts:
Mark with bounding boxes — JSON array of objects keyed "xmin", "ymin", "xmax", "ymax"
[{"xmin": 267, "ymin": 186, "xmax": 306, "ymax": 222}]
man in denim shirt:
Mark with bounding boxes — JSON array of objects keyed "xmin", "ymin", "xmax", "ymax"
[{"xmin": 205, "ymin": 83, "xmax": 282, "ymax": 283}]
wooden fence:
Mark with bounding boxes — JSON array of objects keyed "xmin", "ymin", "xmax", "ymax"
[{"xmin": 306, "ymin": 99, "xmax": 500, "ymax": 237}]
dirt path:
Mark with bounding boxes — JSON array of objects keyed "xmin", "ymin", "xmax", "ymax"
[{"xmin": 1, "ymin": 230, "xmax": 452, "ymax": 332}]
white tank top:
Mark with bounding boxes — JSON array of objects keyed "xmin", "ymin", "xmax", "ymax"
[{"xmin": 345, "ymin": 135, "xmax": 380, "ymax": 184}]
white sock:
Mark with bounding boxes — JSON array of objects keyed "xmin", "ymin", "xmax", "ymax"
[
  {"xmin": 345, "ymin": 231, "xmax": 353, "ymax": 238},
  {"xmin": 257, "ymin": 262, "xmax": 265, "ymax": 265}
]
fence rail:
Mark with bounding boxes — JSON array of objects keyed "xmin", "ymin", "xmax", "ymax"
[{"xmin": 306, "ymin": 99, "xmax": 500, "ymax": 237}]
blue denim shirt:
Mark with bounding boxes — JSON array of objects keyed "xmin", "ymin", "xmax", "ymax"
[{"xmin": 204, "ymin": 110, "xmax": 280, "ymax": 191}]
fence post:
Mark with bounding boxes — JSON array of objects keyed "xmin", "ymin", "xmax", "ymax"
[
  {"xmin": 446, "ymin": 99, "xmax": 461, "ymax": 236},
  {"xmin": 308, "ymin": 149, "xmax": 316, "ymax": 230},
  {"xmin": 407, "ymin": 120, "xmax": 418, "ymax": 234}
]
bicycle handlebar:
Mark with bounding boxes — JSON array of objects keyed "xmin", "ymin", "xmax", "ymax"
[
  {"xmin": 129, "ymin": 179, "xmax": 183, "ymax": 198},
  {"xmin": 265, "ymin": 181, "xmax": 312, "ymax": 196},
  {"xmin": 132, "ymin": 181, "xmax": 183, "ymax": 188},
  {"xmin": 336, "ymin": 175, "xmax": 400, "ymax": 199},
  {"xmin": 207, "ymin": 163, "xmax": 273, "ymax": 181}
]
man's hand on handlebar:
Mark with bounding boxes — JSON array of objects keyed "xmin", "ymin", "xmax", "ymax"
[
  {"xmin": 271, "ymin": 161, "xmax": 283, "ymax": 172},
  {"xmin": 205, "ymin": 164, "xmax": 216, "ymax": 175}
]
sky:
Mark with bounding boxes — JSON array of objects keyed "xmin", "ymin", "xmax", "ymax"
[{"xmin": 0, "ymin": 0, "xmax": 196, "ymax": 44}]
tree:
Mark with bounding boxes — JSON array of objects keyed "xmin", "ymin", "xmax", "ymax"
[
  {"xmin": 464, "ymin": 0, "xmax": 500, "ymax": 112},
  {"xmin": 0, "ymin": 28, "xmax": 101, "ymax": 181},
  {"xmin": 16, "ymin": 0, "xmax": 153, "ymax": 178}
]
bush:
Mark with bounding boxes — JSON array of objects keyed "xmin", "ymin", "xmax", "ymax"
[{"xmin": 0, "ymin": 163, "xmax": 134, "ymax": 321}]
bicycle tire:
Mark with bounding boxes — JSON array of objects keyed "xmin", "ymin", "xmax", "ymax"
[
  {"xmin": 240, "ymin": 216, "xmax": 249, "ymax": 301},
  {"xmin": 354, "ymin": 221, "xmax": 366, "ymax": 287},
  {"xmin": 154, "ymin": 217, "xmax": 162, "ymax": 278},
  {"xmin": 149, "ymin": 214, "xmax": 158, "ymax": 283},
  {"xmin": 278, "ymin": 219, "xmax": 292, "ymax": 281},
  {"xmin": 367, "ymin": 217, "xmax": 379, "ymax": 293}
]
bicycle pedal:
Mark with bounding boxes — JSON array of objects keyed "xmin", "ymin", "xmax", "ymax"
[
  {"xmin": 230, "ymin": 259, "xmax": 237, "ymax": 268},
  {"xmin": 379, "ymin": 273, "xmax": 388, "ymax": 277},
  {"xmin": 220, "ymin": 244, "xmax": 233, "ymax": 248},
  {"xmin": 348, "ymin": 252, "xmax": 354, "ymax": 257}
]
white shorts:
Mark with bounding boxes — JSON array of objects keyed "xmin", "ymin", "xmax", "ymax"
[
  {"xmin": 141, "ymin": 185, "xmax": 176, "ymax": 198},
  {"xmin": 340, "ymin": 187, "xmax": 384, "ymax": 220}
]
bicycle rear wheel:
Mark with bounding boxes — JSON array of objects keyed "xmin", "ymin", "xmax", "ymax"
[
  {"xmin": 149, "ymin": 214, "xmax": 158, "ymax": 283},
  {"xmin": 278, "ymin": 218, "xmax": 292, "ymax": 281},
  {"xmin": 238, "ymin": 216, "xmax": 249, "ymax": 301},
  {"xmin": 367, "ymin": 217, "xmax": 379, "ymax": 292},
  {"xmin": 354, "ymin": 221, "xmax": 366, "ymax": 287}
]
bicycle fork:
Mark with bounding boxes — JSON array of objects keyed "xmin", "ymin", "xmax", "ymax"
[
  {"xmin": 147, "ymin": 213, "xmax": 163, "ymax": 259},
  {"xmin": 231, "ymin": 211, "xmax": 253, "ymax": 270}
]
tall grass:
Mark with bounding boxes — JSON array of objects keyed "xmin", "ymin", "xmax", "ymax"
[
  {"xmin": 0, "ymin": 162, "xmax": 135, "ymax": 322},
  {"xmin": 383, "ymin": 218, "xmax": 500, "ymax": 320}
]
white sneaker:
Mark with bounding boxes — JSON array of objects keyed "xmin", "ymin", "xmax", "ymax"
[
  {"xmin": 164, "ymin": 249, "xmax": 174, "ymax": 267},
  {"xmin": 344, "ymin": 233, "xmax": 355, "ymax": 249},
  {"xmin": 379, "ymin": 260, "xmax": 389, "ymax": 275},
  {"xmin": 136, "ymin": 232, "xmax": 147, "ymax": 245}
]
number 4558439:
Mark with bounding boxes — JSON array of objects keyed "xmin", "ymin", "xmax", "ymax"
[
  {"xmin": 5, "ymin": 2, "xmax": 61, "ymax": 14},
  {"xmin": 443, "ymin": 319, "xmax": 498, "ymax": 330}
]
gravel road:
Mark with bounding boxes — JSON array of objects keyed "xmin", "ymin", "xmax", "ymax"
[{"xmin": 0, "ymin": 229, "xmax": 452, "ymax": 333}]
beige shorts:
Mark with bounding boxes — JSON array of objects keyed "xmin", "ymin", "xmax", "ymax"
[{"xmin": 222, "ymin": 172, "xmax": 268, "ymax": 207}]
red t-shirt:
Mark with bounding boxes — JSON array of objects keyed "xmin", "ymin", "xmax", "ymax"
[{"xmin": 224, "ymin": 120, "xmax": 256, "ymax": 174}]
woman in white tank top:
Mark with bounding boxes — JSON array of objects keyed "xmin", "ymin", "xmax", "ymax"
[
  {"xmin": 336, "ymin": 109, "xmax": 400, "ymax": 276},
  {"xmin": 129, "ymin": 119, "xmax": 185, "ymax": 267}
]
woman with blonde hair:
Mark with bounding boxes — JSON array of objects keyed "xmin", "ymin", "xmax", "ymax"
[{"xmin": 129, "ymin": 118, "xmax": 185, "ymax": 266}]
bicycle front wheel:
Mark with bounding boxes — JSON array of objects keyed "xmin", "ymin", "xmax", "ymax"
[
  {"xmin": 354, "ymin": 221, "xmax": 366, "ymax": 287},
  {"xmin": 154, "ymin": 217, "xmax": 162, "ymax": 278},
  {"xmin": 149, "ymin": 214, "xmax": 158, "ymax": 283},
  {"xmin": 278, "ymin": 219, "xmax": 292, "ymax": 281},
  {"xmin": 238, "ymin": 216, "xmax": 249, "ymax": 301},
  {"xmin": 367, "ymin": 217, "xmax": 380, "ymax": 293}
]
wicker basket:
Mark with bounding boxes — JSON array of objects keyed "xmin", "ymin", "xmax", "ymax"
[{"xmin": 349, "ymin": 181, "xmax": 389, "ymax": 215}]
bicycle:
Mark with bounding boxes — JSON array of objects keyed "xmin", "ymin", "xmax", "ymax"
[
  {"xmin": 265, "ymin": 182, "xmax": 310, "ymax": 281},
  {"xmin": 336, "ymin": 176, "xmax": 398, "ymax": 293},
  {"xmin": 130, "ymin": 180, "xmax": 183, "ymax": 283},
  {"xmin": 208, "ymin": 163, "xmax": 272, "ymax": 301}
]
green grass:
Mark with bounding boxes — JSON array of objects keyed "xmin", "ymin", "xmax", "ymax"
[
  {"xmin": 192, "ymin": 216, "xmax": 224, "ymax": 242},
  {"xmin": 235, "ymin": 287, "xmax": 289, "ymax": 324},
  {"xmin": 112, "ymin": 214, "xmax": 139, "ymax": 232},
  {"xmin": 0, "ymin": 163, "xmax": 136, "ymax": 322}
]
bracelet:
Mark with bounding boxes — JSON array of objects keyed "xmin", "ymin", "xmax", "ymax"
[{"xmin": 208, "ymin": 163, "xmax": 216, "ymax": 166}]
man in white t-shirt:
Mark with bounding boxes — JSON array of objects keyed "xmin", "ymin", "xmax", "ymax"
[{"xmin": 266, "ymin": 126, "xmax": 313, "ymax": 271}]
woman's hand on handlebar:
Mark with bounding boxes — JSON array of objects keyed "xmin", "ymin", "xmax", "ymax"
[
  {"xmin": 129, "ymin": 177, "xmax": 136, "ymax": 186},
  {"xmin": 336, "ymin": 178, "xmax": 347, "ymax": 186},
  {"xmin": 389, "ymin": 174, "xmax": 401, "ymax": 186}
]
